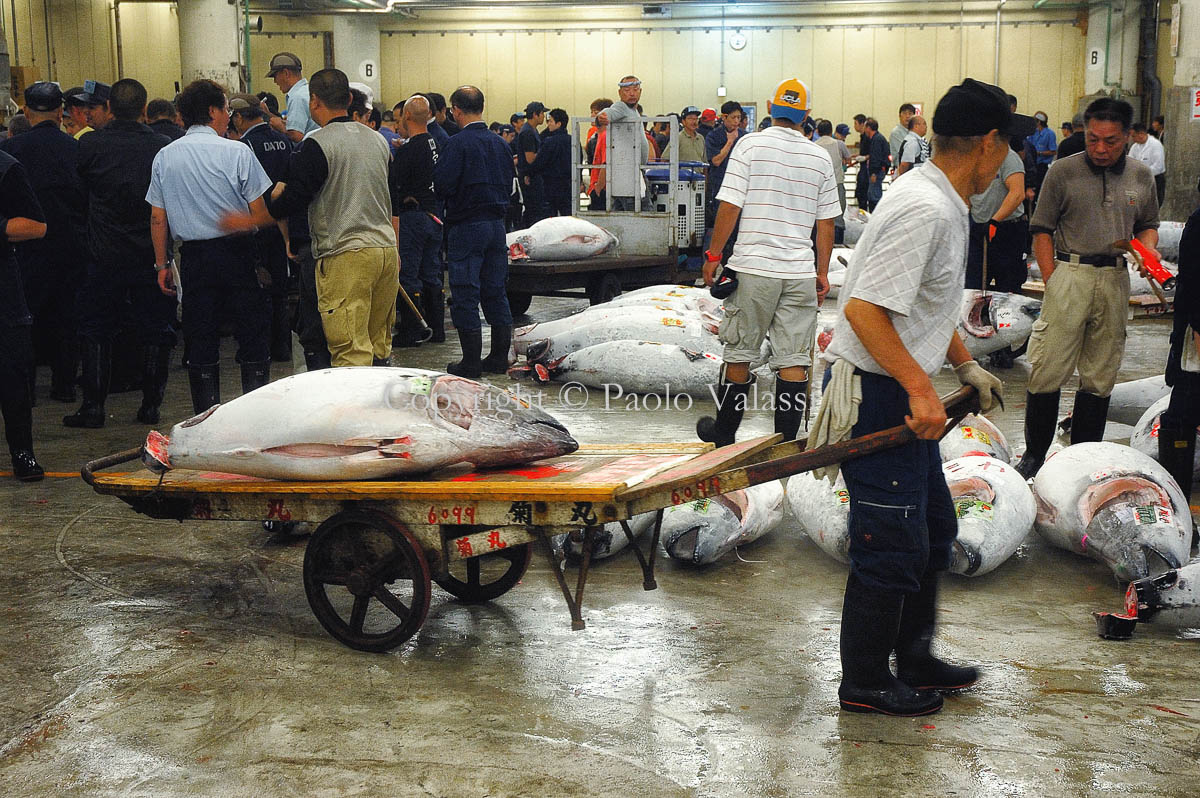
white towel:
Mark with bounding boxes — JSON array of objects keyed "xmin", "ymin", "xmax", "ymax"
[{"xmin": 807, "ymin": 358, "xmax": 862, "ymax": 483}]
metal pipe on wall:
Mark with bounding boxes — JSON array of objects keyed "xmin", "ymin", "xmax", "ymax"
[{"xmin": 995, "ymin": 0, "xmax": 1005, "ymax": 83}]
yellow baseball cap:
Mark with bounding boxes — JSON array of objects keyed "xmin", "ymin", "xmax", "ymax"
[{"xmin": 769, "ymin": 78, "xmax": 811, "ymax": 123}]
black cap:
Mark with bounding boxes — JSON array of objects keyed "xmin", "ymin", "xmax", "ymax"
[
  {"xmin": 499, "ymin": 124, "xmax": 516, "ymax": 135},
  {"xmin": 680, "ymin": 105, "xmax": 701, "ymax": 118},
  {"xmin": 510, "ymin": 112, "xmax": 525, "ymax": 122},
  {"xmin": 83, "ymin": 80, "xmax": 111, "ymax": 106},
  {"xmin": 24, "ymin": 82, "xmax": 63, "ymax": 112},
  {"xmin": 524, "ymin": 101, "xmax": 546, "ymax": 117},
  {"xmin": 932, "ymin": 78, "xmax": 1036, "ymax": 139},
  {"xmin": 64, "ymin": 86, "xmax": 90, "ymax": 108},
  {"xmin": 266, "ymin": 52, "xmax": 302, "ymax": 78}
]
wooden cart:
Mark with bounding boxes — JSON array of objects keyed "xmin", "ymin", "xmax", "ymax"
[{"xmin": 82, "ymin": 387, "xmax": 976, "ymax": 652}]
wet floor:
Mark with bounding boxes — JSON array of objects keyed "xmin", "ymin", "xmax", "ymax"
[{"xmin": 1, "ymin": 292, "xmax": 1197, "ymax": 797}]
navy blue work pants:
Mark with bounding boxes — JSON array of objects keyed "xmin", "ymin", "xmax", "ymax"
[
  {"xmin": 447, "ymin": 219, "xmax": 511, "ymax": 332},
  {"xmin": 396, "ymin": 211, "xmax": 443, "ymax": 296},
  {"xmin": 77, "ymin": 259, "xmax": 176, "ymax": 348},
  {"xmin": 841, "ymin": 371, "xmax": 958, "ymax": 593},
  {"xmin": 179, "ymin": 236, "xmax": 270, "ymax": 366}
]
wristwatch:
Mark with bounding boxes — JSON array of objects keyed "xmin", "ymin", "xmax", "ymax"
[{"xmin": 154, "ymin": 259, "xmax": 172, "ymax": 272}]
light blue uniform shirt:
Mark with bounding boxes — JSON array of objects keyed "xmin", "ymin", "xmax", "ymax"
[
  {"xmin": 146, "ymin": 126, "xmax": 272, "ymax": 241},
  {"xmin": 285, "ymin": 78, "xmax": 319, "ymax": 138}
]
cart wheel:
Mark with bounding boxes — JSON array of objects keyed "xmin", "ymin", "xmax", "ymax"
[
  {"xmin": 507, "ymin": 290, "xmax": 533, "ymax": 316},
  {"xmin": 434, "ymin": 542, "xmax": 533, "ymax": 603},
  {"xmin": 302, "ymin": 509, "xmax": 431, "ymax": 652},
  {"xmin": 586, "ymin": 273, "xmax": 622, "ymax": 305}
]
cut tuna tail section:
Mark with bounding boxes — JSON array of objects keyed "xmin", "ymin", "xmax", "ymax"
[{"xmin": 143, "ymin": 430, "xmax": 171, "ymax": 473}]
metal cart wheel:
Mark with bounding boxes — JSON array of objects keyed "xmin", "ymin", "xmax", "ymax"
[
  {"xmin": 433, "ymin": 542, "xmax": 533, "ymax": 604},
  {"xmin": 507, "ymin": 290, "xmax": 533, "ymax": 316},
  {"xmin": 586, "ymin": 273, "xmax": 622, "ymax": 305},
  {"xmin": 302, "ymin": 508, "xmax": 431, "ymax": 652}
]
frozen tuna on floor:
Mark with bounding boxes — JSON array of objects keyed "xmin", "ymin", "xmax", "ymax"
[
  {"xmin": 1128, "ymin": 395, "xmax": 1200, "ymax": 479},
  {"xmin": 786, "ymin": 470, "xmax": 851, "ymax": 564},
  {"xmin": 506, "ymin": 216, "xmax": 619, "ymax": 261},
  {"xmin": 662, "ymin": 480, "xmax": 784, "ymax": 565},
  {"xmin": 1157, "ymin": 220, "xmax": 1184, "ymax": 261},
  {"xmin": 142, "ymin": 368, "xmax": 578, "ymax": 481},
  {"xmin": 843, "ymin": 207, "xmax": 869, "ymax": 247},
  {"xmin": 521, "ymin": 312, "xmax": 720, "ymax": 365},
  {"xmin": 939, "ymin": 413, "xmax": 1012, "ymax": 463},
  {"xmin": 513, "ymin": 304, "xmax": 719, "ymax": 356},
  {"xmin": 958, "ymin": 290, "xmax": 1042, "ymax": 360},
  {"xmin": 1122, "ymin": 561, "xmax": 1200, "ymax": 629},
  {"xmin": 513, "ymin": 340, "xmax": 723, "ymax": 398},
  {"xmin": 1031, "ymin": 442, "xmax": 1194, "ymax": 582},
  {"xmin": 551, "ymin": 511, "xmax": 658, "ymax": 562},
  {"xmin": 604, "ymin": 287, "xmax": 723, "ymax": 316},
  {"xmin": 942, "ymin": 455, "xmax": 1035, "ymax": 576}
]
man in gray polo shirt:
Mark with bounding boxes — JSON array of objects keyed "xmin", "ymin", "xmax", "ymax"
[{"xmin": 1016, "ymin": 97, "xmax": 1159, "ymax": 479}]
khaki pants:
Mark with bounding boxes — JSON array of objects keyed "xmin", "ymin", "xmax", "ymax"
[
  {"xmin": 1027, "ymin": 260, "xmax": 1129, "ymax": 397},
  {"xmin": 315, "ymin": 247, "xmax": 399, "ymax": 367}
]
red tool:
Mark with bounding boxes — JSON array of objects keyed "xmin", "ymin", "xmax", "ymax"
[{"xmin": 1126, "ymin": 239, "xmax": 1176, "ymax": 290}]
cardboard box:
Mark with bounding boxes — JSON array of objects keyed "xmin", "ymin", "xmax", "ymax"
[{"xmin": 10, "ymin": 66, "xmax": 41, "ymax": 101}]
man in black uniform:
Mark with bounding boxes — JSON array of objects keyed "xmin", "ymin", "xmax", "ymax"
[
  {"xmin": 0, "ymin": 149, "xmax": 48, "ymax": 480},
  {"xmin": 0, "ymin": 83, "xmax": 88, "ymax": 404},
  {"xmin": 1158, "ymin": 206, "xmax": 1200, "ymax": 500},
  {"xmin": 231, "ymin": 94, "xmax": 295, "ymax": 363},
  {"xmin": 516, "ymin": 101, "xmax": 547, "ymax": 227},
  {"xmin": 65, "ymin": 78, "xmax": 174, "ymax": 428},
  {"xmin": 530, "ymin": 108, "xmax": 573, "ymax": 218},
  {"xmin": 390, "ymin": 94, "xmax": 444, "ymax": 348},
  {"xmin": 147, "ymin": 98, "xmax": 184, "ymax": 142}
]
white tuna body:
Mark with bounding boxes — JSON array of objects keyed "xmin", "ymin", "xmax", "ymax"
[
  {"xmin": 1129, "ymin": 395, "xmax": 1200, "ymax": 478},
  {"xmin": 543, "ymin": 340, "xmax": 723, "ymax": 397},
  {"xmin": 523, "ymin": 313, "xmax": 719, "ymax": 364},
  {"xmin": 942, "ymin": 455, "xmax": 1035, "ymax": 576},
  {"xmin": 662, "ymin": 480, "xmax": 784, "ymax": 565},
  {"xmin": 552, "ymin": 511, "xmax": 658, "ymax": 561},
  {"xmin": 939, "ymin": 413, "xmax": 1012, "ymax": 463},
  {"xmin": 786, "ymin": 471, "xmax": 851, "ymax": 564},
  {"xmin": 514, "ymin": 305, "xmax": 719, "ymax": 356},
  {"xmin": 506, "ymin": 216, "xmax": 619, "ymax": 260},
  {"xmin": 957, "ymin": 290, "xmax": 1042, "ymax": 359}
]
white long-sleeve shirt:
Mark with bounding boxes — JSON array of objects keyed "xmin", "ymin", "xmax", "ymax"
[{"xmin": 1129, "ymin": 135, "xmax": 1165, "ymax": 176}]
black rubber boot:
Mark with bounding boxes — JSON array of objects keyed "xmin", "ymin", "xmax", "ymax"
[
  {"xmin": 838, "ymin": 572, "xmax": 944, "ymax": 716},
  {"xmin": 393, "ymin": 290, "xmax": 424, "ymax": 348},
  {"xmin": 696, "ymin": 377, "xmax": 752, "ymax": 448},
  {"xmin": 1015, "ymin": 390, "xmax": 1060, "ymax": 480},
  {"xmin": 773, "ymin": 376, "xmax": 808, "ymax": 441},
  {"xmin": 895, "ymin": 570, "xmax": 979, "ymax": 691},
  {"xmin": 187, "ymin": 363, "xmax": 221, "ymax": 415},
  {"xmin": 63, "ymin": 340, "xmax": 111, "ymax": 429},
  {"xmin": 135, "ymin": 344, "xmax": 172, "ymax": 425},
  {"xmin": 240, "ymin": 360, "xmax": 271, "ymax": 395},
  {"xmin": 1069, "ymin": 391, "xmax": 1111, "ymax": 445},
  {"xmin": 447, "ymin": 328, "xmax": 483, "ymax": 378},
  {"xmin": 372, "ymin": 356, "xmax": 391, "ymax": 367},
  {"xmin": 270, "ymin": 298, "xmax": 293, "ymax": 362},
  {"xmin": 480, "ymin": 325, "xmax": 512, "ymax": 374},
  {"xmin": 50, "ymin": 336, "xmax": 78, "ymax": 402},
  {"xmin": 423, "ymin": 288, "xmax": 446, "ymax": 343},
  {"xmin": 1158, "ymin": 418, "xmax": 1196, "ymax": 502},
  {"xmin": 303, "ymin": 348, "xmax": 332, "ymax": 372},
  {"xmin": 0, "ymin": 359, "xmax": 37, "ymax": 474},
  {"xmin": 11, "ymin": 450, "xmax": 44, "ymax": 482}
]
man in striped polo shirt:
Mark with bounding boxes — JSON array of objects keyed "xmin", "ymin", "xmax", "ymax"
[{"xmin": 696, "ymin": 78, "xmax": 840, "ymax": 447}]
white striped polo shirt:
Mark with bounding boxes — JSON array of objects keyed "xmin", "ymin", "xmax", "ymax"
[{"xmin": 714, "ymin": 126, "xmax": 841, "ymax": 279}]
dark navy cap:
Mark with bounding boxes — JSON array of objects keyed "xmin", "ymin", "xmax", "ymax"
[
  {"xmin": 680, "ymin": 106, "xmax": 701, "ymax": 118},
  {"xmin": 24, "ymin": 82, "xmax": 63, "ymax": 112},
  {"xmin": 524, "ymin": 101, "xmax": 546, "ymax": 117},
  {"xmin": 64, "ymin": 86, "xmax": 90, "ymax": 108},
  {"xmin": 83, "ymin": 80, "xmax": 112, "ymax": 106},
  {"xmin": 933, "ymin": 78, "xmax": 1036, "ymax": 139},
  {"xmin": 835, "ymin": 123, "xmax": 850, "ymax": 136}
]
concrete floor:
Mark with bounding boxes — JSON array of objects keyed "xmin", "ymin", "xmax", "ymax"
[{"xmin": 1, "ymin": 293, "xmax": 1198, "ymax": 797}]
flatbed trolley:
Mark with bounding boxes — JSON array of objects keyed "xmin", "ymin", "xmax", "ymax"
[{"xmin": 82, "ymin": 387, "xmax": 977, "ymax": 652}]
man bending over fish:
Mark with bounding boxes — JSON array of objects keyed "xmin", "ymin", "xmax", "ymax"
[
  {"xmin": 696, "ymin": 79, "xmax": 840, "ymax": 446},
  {"xmin": 814, "ymin": 79, "xmax": 1018, "ymax": 716}
]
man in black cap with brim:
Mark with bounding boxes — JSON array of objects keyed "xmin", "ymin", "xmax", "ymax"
[
  {"xmin": 83, "ymin": 80, "xmax": 113, "ymax": 131},
  {"xmin": 63, "ymin": 87, "xmax": 93, "ymax": 139},
  {"xmin": 516, "ymin": 101, "xmax": 547, "ymax": 226},
  {"xmin": 0, "ymin": 82, "xmax": 89, "ymax": 405},
  {"xmin": 815, "ymin": 78, "xmax": 1028, "ymax": 716}
]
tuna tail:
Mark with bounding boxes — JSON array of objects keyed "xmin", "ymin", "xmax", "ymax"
[
  {"xmin": 525, "ymin": 339, "xmax": 551, "ymax": 364},
  {"xmin": 1125, "ymin": 569, "xmax": 1177, "ymax": 622},
  {"xmin": 532, "ymin": 358, "xmax": 565, "ymax": 383},
  {"xmin": 506, "ymin": 364, "xmax": 536, "ymax": 380},
  {"xmin": 508, "ymin": 242, "xmax": 530, "ymax": 261},
  {"xmin": 142, "ymin": 430, "xmax": 171, "ymax": 473}
]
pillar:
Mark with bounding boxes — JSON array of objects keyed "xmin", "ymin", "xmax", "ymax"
[
  {"xmin": 1084, "ymin": 2, "xmax": 1142, "ymax": 97},
  {"xmin": 1162, "ymin": 0, "xmax": 1200, "ymax": 220},
  {"xmin": 332, "ymin": 16, "xmax": 381, "ymax": 106},
  {"xmin": 178, "ymin": 0, "xmax": 243, "ymax": 92}
]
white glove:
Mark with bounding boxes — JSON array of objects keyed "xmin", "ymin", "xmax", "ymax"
[{"xmin": 954, "ymin": 360, "xmax": 1004, "ymax": 413}]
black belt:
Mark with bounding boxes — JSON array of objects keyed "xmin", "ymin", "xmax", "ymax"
[{"xmin": 1055, "ymin": 251, "xmax": 1122, "ymax": 268}]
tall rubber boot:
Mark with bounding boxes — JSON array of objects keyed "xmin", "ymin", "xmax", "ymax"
[
  {"xmin": 50, "ymin": 335, "xmax": 78, "ymax": 402},
  {"xmin": 423, "ymin": 288, "xmax": 446, "ymax": 343},
  {"xmin": 895, "ymin": 570, "xmax": 979, "ymax": 691},
  {"xmin": 1015, "ymin": 390, "xmax": 1060, "ymax": 479},
  {"xmin": 240, "ymin": 360, "xmax": 271, "ymax": 395},
  {"xmin": 696, "ymin": 377, "xmax": 752, "ymax": 448},
  {"xmin": 838, "ymin": 572, "xmax": 944, "ymax": 716},
  {"xmin": 0, "ymin": 355, "xmax": 41, "ymax": 481},
  {"xmin": 187, "ymin": 363, "xmax": 221, "ymax": 415},
  {"xmin": 773, "ymin": 376, "xmax": 808, "ymax": 441},
  {"xmin": 63, "ymin": 340, "xmax": 111, "ymax": 429},
  {"xmin": 1069, "ymin": 391, "xmax": 1111, "ymax": 445},
  {"xmin": 270, "ymin": 298, "xmax": 293, "ymax": 362},
  {"xmin": 447, "ymin": 328, "xmax": 483, "ymax": 378},
  {"xmin": 135, "ymin": 344, "xmax": 172, "ymax": 424},
  {"xmin": 1158, "ymin": 418, "xmax": 1196, "ymax": 502},
  {"xmin": 480, "ymin": 325, "xmax": 512, "ymax": 374},
  {"xmin": 303, "ymin": 348, "xmax": 332, "ymax": 372}
]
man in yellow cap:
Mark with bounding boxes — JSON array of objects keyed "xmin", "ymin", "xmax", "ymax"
[{"xmin": 697, "ymin": 78, "xmax": 840, "ymax": 447}]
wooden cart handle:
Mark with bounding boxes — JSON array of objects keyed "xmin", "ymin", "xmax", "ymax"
[{"xmin": 81, "ymin": 447, "xmax": 144, "ymax": 487}]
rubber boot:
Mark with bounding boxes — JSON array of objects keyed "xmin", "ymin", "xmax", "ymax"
[
  {"xmin": 696, "ymin": 377, "xmax": 752, "ymax": 448},
  {"xmin": 773, "ymin": 376, "xmax": 808, "ymax": 441},
  {"xmin": 1069, "ymin": 391, "xmax": 1111, "ymax": 445},
  {"xmin": 372, "ymin": 356, "xmax": 390, "ymax": 367},
  {"xmin": 480, "ymin": 325, "xmax": 512, "ymax": 374},
  {"xmin": 50, "ymin": 336, "xmax": 79, "ymax": 402},
  {"xmin": 135, "ymin": 344, "xmax": 172, "ymax": 425},
  {"xmin": 423, "ymin": 288, "xmax": 446, "ymax": 343},
  {"xmin": 303, "ymin": 348, "xmax": 332, "ymax": 372},
  {"xmin": 0, "ymin": 357, "xmax": 40, "ymax": 481},
  {"xmin": 10, "ymin": 450, "xmax": 44, "ymax": 482},
  {"xmin": 838, "ymin": 572, "xmax": 944, "ymax": 716},
  {"xmin": 63, "ymin": 340, "xmax": 111, "ymax": 429},
  {"xmin": 270, "ymin": 298, "xmax": 293, "ymax": 362},
  {"xmin": 895, "ymin": 570, "xmax": 979, "ymax": 691},
  {"xmin": 1158, "ymin": 418, "xmax": 1196, "ymax": 502},
  {"xmin": 1015, "ymin": 390, "xmax": 1060, "ymax": 480},
  {"xmin": 393, "ymin": 289, "xmax": 424, "ymax": 348},
  {"xmin": 240, "ymin": 360, "xmax": 271, "ymax": 395},
  {"xmin": 187, "ymin": 363, "xmax": 221, "ymax": 415},
  {"xmin": 447, "ymin": 328, "xmax": 483, "ymax": 379}
]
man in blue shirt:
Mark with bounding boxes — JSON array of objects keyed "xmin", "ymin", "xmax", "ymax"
[
  {"xmin": 1024, "ymin": 111, "xmax": 1056, "ymax": 199},
  {"xmin": 705, "ymin": 101, "xmax": 745, "ymax": 203},
  {"xmin": 148, "ymin": 79, "xmax": 274, "ymax": 414},
  {"xmin": 267, "ymin": 52, "xmax": 319, "ymax": 144},
  {"xmin": 434, "ymin": 85, "xmax": 516, "ymax": 378}
]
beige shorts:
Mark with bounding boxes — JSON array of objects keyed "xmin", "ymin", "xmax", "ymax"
[
  {"xmin": 717, "ymin": 272, "xmax": 817, "ymax": 371},
  {"xmin": 1027, "ymin": 259, "xmax": 1130, "ymax": 397}
]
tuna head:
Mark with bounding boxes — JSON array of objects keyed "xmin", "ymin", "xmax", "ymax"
[
  {"xmin": 1078, "ymin": 477, "xmax": 1185, "ymax": 582},
  {"xmin": 948, "ymin": 476, "xmax": 996, "ymax": 576},
  {"xmin": 662, "ymin": 494, "xmax": 743, "ymax": 565},
  {"xmin": 423, "ymin": 375, "xmax": 578, "ymax": 468}
]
